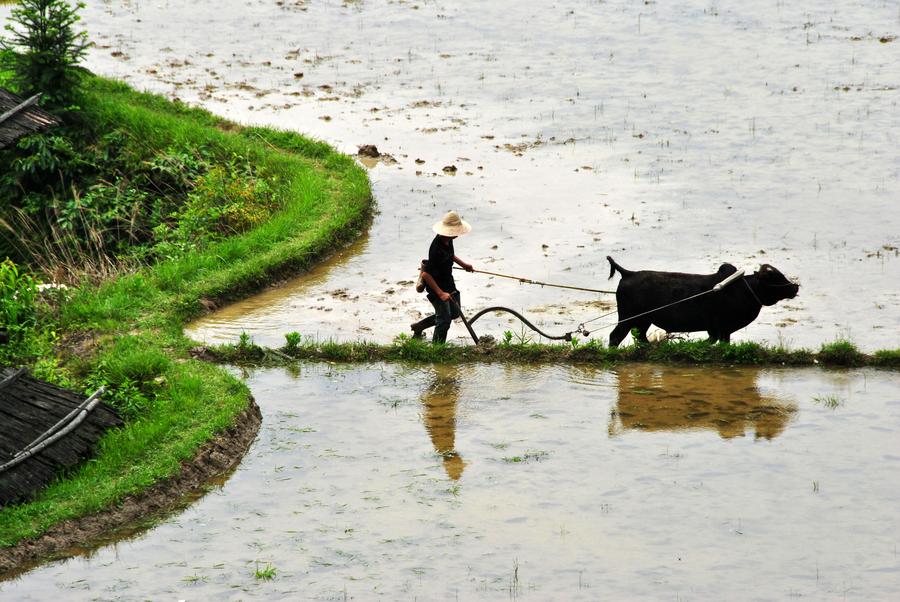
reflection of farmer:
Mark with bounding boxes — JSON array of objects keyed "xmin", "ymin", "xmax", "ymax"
[
  {"xmin": 410, "ymin": 211, "xmax": 474, "ymax": 343},
  {"xmin": 421, "ymin": 365, "xmax": 466, "ymax": 480}
]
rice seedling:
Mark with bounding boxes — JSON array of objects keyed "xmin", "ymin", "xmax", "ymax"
[
  {"xmin": 812, "ymin": 394, "xmax": 844, "ymax": 409},
  {"xmin": 253, "ymin": 561, "xmax": 277, "ymax": 581}
]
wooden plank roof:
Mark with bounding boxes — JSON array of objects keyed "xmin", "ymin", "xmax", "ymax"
[
  {"xmin": 0, "ymin": 367, "xmax": 122, "ymax": 506},
  {"xmin": 0, "ymin": 89, "xmax": 61, "ymax": 150}
]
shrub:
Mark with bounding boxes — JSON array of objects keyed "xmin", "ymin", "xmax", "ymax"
[
  {"xmin": 0, "ymin": 258, "xmax": 40, "ymax": 360},
  {"xmin": 165, "ymin": 162, "xmax": 277, "ymax": 246}
]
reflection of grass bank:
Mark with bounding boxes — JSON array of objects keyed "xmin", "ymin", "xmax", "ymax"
[
  {"xmin": 0, "ymin": 76, "xmax": 371, "ymax": 553},
  {"xmin": 212, "ymin": 335, "xmax": 900, "ymax": 368}
]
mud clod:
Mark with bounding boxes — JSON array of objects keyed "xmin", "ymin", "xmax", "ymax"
[{"xmin": 358, "ymin": 145, "xmax": 381, "ymax": 158}]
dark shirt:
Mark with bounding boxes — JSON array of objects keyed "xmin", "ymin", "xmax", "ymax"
[{"xmin": 425, "ymin": 235, "xmax": 455, "ymax": 296}]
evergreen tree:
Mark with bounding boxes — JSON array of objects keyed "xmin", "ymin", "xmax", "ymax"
[{"xmin": 0, "ymin": 0, "xmax": 90, "ymax": 109}]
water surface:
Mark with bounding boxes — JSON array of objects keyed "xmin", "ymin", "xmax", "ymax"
[
  {"xmin": 33, "ymin": 0, "xmax": 897, "ymax": 349},
  {"xmin": 2, "ymin": 364, "xmax": 898, "ymax": 600}
]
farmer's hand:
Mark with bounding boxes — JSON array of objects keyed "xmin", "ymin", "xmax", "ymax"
[
  {"xmin": 463, "ymin": 262, "xmax": 474, "ymax": 272},
  {"xmin": 439, "ymin": 291, "xmax": 451, "ymax": 302}
]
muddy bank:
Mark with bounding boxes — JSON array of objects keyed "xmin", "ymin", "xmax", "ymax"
[{"xmin": 0, "ymin": 399, "xmax": 262, "ymax": 578}]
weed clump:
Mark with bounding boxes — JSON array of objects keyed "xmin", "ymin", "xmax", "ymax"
[
  {"xmin": 818, "ymin": 340, "xmax": 865, "ymax": 366},
  {"xmin": 874, "ymin": 349, "xmax": 900, "ymax": 368},
  {"xmin": 872, "ymin": 349, "xmax": 900, "ymax": 368},
  {"xmin": 84, "ymin": 336, "xmax": 173, "ymax": 418},
  {"xmin": 283, "ymin": 331, "xmax": 302, "ymax": 353}
]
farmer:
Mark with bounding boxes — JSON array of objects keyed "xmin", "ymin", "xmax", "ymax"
[{"xmin": 410, "ymin": 211, "xmax": 474, "ymax": 343}]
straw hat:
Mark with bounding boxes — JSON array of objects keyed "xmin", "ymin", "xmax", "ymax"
[{"xmin": 432, "ymin": 211, "xmax": 472, "ymax": 236}]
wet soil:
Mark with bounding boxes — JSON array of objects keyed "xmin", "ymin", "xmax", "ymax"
[{"xmin": 0, "ymin": 400, "xmax": 262, "ymax": 579}]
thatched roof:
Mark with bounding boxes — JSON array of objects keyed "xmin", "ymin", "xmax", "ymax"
[
  {"xmin": 0, "ymin": 367, "xmax": 121, "ymax": 506},
  {"xmin": 0, "ymin": 89, "xmax": 61, "ymax": 150}
]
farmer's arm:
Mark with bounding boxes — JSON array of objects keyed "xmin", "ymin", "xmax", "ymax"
[
  {"xmin": 421, "ymin": 271, "xmax": 451, "ymax": 301},
  {"xmin": 453, "ymin": 256, "xmax": 474, "ymax": 272}
]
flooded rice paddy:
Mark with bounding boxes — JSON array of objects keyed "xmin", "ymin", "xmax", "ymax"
[
  {"xmin": 34, "ymin": 0, "xmax": 896, "ymax": 350},
  {"xmin": 2, "ymin": 0, "xmax": 900, "ymax": 598},
  {"xmin": 3, "ymin": 364, "xmax": 899, "ymax": 599}
]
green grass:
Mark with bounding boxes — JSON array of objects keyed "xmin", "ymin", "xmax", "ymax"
[
  {"xmin": 873, "ymin": 349, "xmax": 900, "ymax": 368},
  {"xmin": 0, "ymin": 73, "xmax": 372, "ymax": 549},
  {"xmin": 210, "ymin": 335, "xmax": 900, "ymax": 368},
  {"xmin": 817, "ymin": 339, "xmax": 866, "ymax": 367}
]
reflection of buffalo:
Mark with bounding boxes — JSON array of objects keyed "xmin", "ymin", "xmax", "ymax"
[
  {"xmin": 420, "ymin": 365, "xmax": 466, "ymax": 480},
  {"xmin": 609, "ymin": 366, "xmax": 796, "ymax": 439}
]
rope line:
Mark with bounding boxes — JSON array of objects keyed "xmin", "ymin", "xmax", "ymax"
[
  {"xmin": 454, "ymin": 267, "xmax": 616, "ymax": 295},
  {"xmin": 585, "ymin": 288, "xmax": 715, "ymax": 329}
]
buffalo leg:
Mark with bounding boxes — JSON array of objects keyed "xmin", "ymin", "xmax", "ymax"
[
  {"xmin": 707, "ymin": 331, "xmax": 731, "ymax": 344},
  {"xmin": 610, "ymin": 320, "xmax": 651, "ymax": 347},
  {"xmin": 633, "ymin": 323, "xmax": 651, "ymax": 344},
  {"xmin": 609, "ymin": 322, "xmax": 631, "ymax": 348}
]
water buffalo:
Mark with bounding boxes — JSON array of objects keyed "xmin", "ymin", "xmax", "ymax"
[{"xmin": 606, "ymin": 256, "xmax": 799, "ymax": 347}]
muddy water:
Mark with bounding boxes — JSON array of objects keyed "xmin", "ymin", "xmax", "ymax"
[
  {"xmin": 17, "ymin": 0, "xmax": 891, "ymax": 349},
  {"xmin": 3, "ymin": 364, "xmax": 898, "ymax": 599}
]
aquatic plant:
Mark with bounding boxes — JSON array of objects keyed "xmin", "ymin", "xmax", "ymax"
[
  {"xmin": 502, "ymin": 450, "xmax": 549, "ymax": 463},
  {"xmin": 812, "ymin": 394, "xmax": 844, "ymax": 409}
]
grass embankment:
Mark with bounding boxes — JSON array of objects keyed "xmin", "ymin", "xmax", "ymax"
[
  {"xmin": 213, "ymin": 335, "xmax": 900, "ymax": 369},
  {"xmin": 0, "ymin": 75, "xmax": 372, "ymax": 548}
]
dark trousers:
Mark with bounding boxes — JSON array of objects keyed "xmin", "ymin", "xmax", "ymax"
[{"xmin": 412, "ymin": 291, "xmax": 461, "ymax": 343}]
